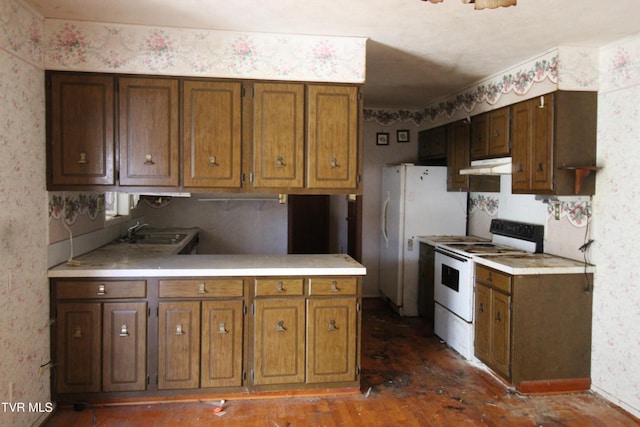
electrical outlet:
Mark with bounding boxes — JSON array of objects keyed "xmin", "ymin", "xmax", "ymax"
[{"xmin": 554, "ymin": 203, "xmax": 561, "ymax": 220}]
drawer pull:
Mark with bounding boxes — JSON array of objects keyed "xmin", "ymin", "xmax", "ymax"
[
  {"xmin": 198, "ymin": 283, "xmax": 208, "ymax": 294},
  {"xmin": 330, "ymin": 281, "xmax": 340, "ymax": 292},
  {"xmin": 77, "ymin": 152, "xmax": 88, "ymax": 164},
  {"xmin": 209, "ymin": 155, "xmax": 218, "ymax": 166},
  {"xmin": 73, "ymin": 326, "xmax": 83, "ymax": 339},
  {"xmin": 175, "ymin": 323, "xmax": 186, "ymax": 335},
  {"xmin": 330, "ymin": 157, "xmax": 339, "ymax": 168},
  {"xmin": 119, "ymin": 324, "xmax": 129, "ymax": 337},
  {"xmin": 97, "ymin": 284, "xmax": 107, "ymax": 296},
  {"xmin": 487, "ymin": 273, "xmax": 493, "ymax": 283},
  {"xmin": 218, "ymin": 322, "xmax": 228, "ymax": 334},
  {"xmin": 276, "ymin": 281, "xmax": 285, "ymax": 293},
  {"xmin": 275, "ymin": 156, "xmax": 285, "ymax": 168},
  {"xmin": 144, "ymin": 154, "xmax": 155, "ymax": 165},
  {"xmin": 275, "ymin": 320, "xmax": 286, "ymax": 332},
  {"xmin": 328, "ymin": 320, "xmax": 338, "ymax": 331}
]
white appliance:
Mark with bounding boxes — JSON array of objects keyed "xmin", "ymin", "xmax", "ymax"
[
  {"xmin": 379, "ymin": 164, "xmax": 467, "ymax": 316},
  {"xmin": 433, "ymin": 219, "xmax": 544, "ymax": 360}
]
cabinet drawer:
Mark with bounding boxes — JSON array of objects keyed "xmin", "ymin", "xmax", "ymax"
[
  {"xmin": 159, "ymin": 279, "xmax": 243, "ymax": 298},
  {"xmin": 56, "ymin": 280, "xmax": 146, "ymax": 299},
  {"xmin": 308, "ymin": 277, "xmax": 357, "ymax": 296},
  {"xmin": 475, "ymin": 266, "xmax": 511, "ymax": 294},
  {"xmin": 255, "ymin": 278, "xmax": 304, "ymax": 296}
]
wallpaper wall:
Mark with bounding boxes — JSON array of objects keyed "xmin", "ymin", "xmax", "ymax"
[
  {"xmin": 0, "ymin": 0, "xmax": 49, "ymax": 426},
  {"xmin": 590, "ymin": 34, "xmax": 640, "ymax": 416}
]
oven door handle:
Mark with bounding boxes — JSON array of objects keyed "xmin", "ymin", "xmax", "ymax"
[{"xmin": 435, "ymin": 248, "xmax": 470, "ymax": 263}]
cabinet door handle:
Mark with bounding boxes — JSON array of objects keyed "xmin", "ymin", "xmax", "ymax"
[
  {"xmin": 276, "ymin": 281, "xmax": 285, "ymax": 293},
  {"xmin": 330, "ymin": 157, "xmax": 340, "ymax": 168},
  {"xmin": 175, "ymin": 323, "xmax": 186, "ymax": 335},
  {"xmin": 73, "ymin": 326, "xmax": 83, "ymax": 339},
  {"xmin": 144, "ymin": 154, "xmax": 155, "ymax": 165},
  {"xmin": 328, "ymin": 320, "xmax": 338, "ymax": 331},
  {"xmin": 97, "ymin": 284, "xmax": 107, "ymax": 296},
  {"xmin": 479, "ymin": 302, "xmax": 485, "ymax": 313},
  {"xmin": 77, "ymin": 152, "xmax": 88, "ymax": 164},
  {"xmin": 495, "ymin": 311, "xmax": 502, "ymax": 322},
  {"xmin": 487, "ymin": 273, "xmax": 493, "ymax": 283},
  {"xmin": 198, "ymin": 283, "xmax": 208, "ymax": 294},
  {"xmin": 275, "ymin": 320, "xmax": 286, "ymax": 332},
  {"xmin": 537, "ymin": 163, "xmax": 544, "ymax": 172},
  {"xmin": 119, "ymin": 324, "xmax": 129, "ymax": 337},
  {"xmin": 517, "ymin": 164, "xmax": 523, "ymax": 173},
  {"xmin": 218, "ymin": 322, "xmax": 228, "ymax": 334},
  {"xmin": 209, "ymin": 155, "xmax": 218, "ymax": 167},
  {"xmin": 330, "ymin": 281, "xmax": 340, "ymax": 292},
  {"xmin": 275, "ymin": 156, "xmax": 285, "ymax": 168},
  {"xmin": 494, "ymin": 129, "xmax": 500, "ymax": 138}
]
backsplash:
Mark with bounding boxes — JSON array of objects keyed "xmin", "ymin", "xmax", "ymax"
[{"xmin": 48, "ymin": 192, "xmax": 105, "ymax": 243}]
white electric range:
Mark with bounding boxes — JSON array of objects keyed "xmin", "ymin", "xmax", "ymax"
[{"xmin": 432, "ymin": 219, "xmax": 544, "ymax": 360}]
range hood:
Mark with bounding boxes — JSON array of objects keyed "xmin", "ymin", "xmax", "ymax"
[{"xmin": 459, "ymin": 157, "xmax": 512, "ymax": 175}]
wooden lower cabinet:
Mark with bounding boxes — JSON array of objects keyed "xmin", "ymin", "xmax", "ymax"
[
  {"xmin": 306, "ymin": 297, "xmax": 357, "ymax": 383},
  {"xmin": 474, "ymin": 265, "xmax": 593, "ymax": 393},
  {"xmin": 253, "ymin": 298, "xmax": 306, "ymax": 385},
  {"xmin": 52, "ymin": 274, "xmax": 361, "ymax": 400},
  {"xmin": 158, "ymin": 301, "xmax": 201, "ymax": 390}
]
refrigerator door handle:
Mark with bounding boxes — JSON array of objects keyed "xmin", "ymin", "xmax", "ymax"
[{"xmin": 382, "ymin": 192, "xmax": 390, "ymax": 248}]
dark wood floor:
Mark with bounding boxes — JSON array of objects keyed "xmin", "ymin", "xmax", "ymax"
[{"xmin": 44, "ymin": 298, "xmax": 639, "ymax": 427}]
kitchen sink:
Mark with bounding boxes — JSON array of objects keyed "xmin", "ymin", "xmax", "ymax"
[{"xmin": 133, "ymin": 233, "xmax": 188, "ymax": 245}]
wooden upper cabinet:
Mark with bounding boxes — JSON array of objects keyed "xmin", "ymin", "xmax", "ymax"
[
  {"xmin": 418, "ymin": 126, "xmax": 447, "ymax": 163},
  {"xmin": 119, "ymin": 77, "xmax": 179, "ymax": 187},
  {"xmin": 446, "ymin": 119, "xmax": 470, "ymax": 191},
  {"xmin": 182, "ymin": 80, "xmax": 242, "ymax": 189},
  {"xmin": 471, "ymin": 106, "xmax": 510, "ymax": 160},
  {"xmin": 307, "ymin": 85, "xmax": 360, "ymax": 190},
  {"xmin": 252, "ymin": 82, "xmax": 305, "ymax": 189},
  {"xmin": 48, "ymin": 73, "xmax": 115, "ymax": 187}
]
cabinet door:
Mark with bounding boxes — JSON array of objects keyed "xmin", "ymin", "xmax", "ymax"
[
  {"xmin": 306, "ymin": 298, "xmax": 357, "ymax": 383},
  {"xmin": 48, "ymin": 73, "xmax": 115, "ymax": 186},
  {"xmin": 119, "ymin": 77, "xmax": 179, "ymax": 186},
  {"xmin": 530, "ymin": 93, "xmax": 554, "ymax": 193},
  {"xmin": 418, "ymin": 126, "xmax": 448, "ymax": 161},
  {"xmin": 470, "ymin": 113, "xmax": 489, "ymax": 160},
  {"xmin": 491, "ymin": 291, "xmax": 511, "ymax": 379},
  {"xmin": 182, "ymin": 80, "xmax": 242, "ymax": 188},
  {"xmin": 253, "ymin": 83, "xmax": 305, "ymax": 188},
  {"xmin": 201, "ymin": 300, "xmax": 244, "ymax": 388},
  {"xmin": 158, "ymin": 301, "xmax": 200, "ymax": 389},
  {"xmin": 447, "ymin": 120, "xmax": 470, "ymax": 191},
  {"xmin": 511, "ymin": 100, "xmax": 532, "ymax": 192},
  {"xmin": 307, "ymin": 85, "xmax": 359, "ymax": 189},
  {"xmin": 56, "ymin": 303, "xmax": 101, "ymax": 393},
  {"xmin": 488, "ymin": 107, "xmax": 510, "ymax": 157},
  {"xmin": 103, "ymin": 302, "xmax": 147, "ymax": 392},
  {"xmin": 474, "ymin": 284, "xmax": 491, "ymax": 362},
  {"xmin": 253, "ymin": 299, "xmax": 305, "ymax": 385}
]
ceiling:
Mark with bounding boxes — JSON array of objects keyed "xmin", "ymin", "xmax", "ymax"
[{"xmin": 24, "ymin": 0, "xmax": 640, "ymax": 108}]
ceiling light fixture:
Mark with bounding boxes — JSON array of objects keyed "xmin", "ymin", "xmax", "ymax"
[{"xmin": 422, "ymin": 0, "xmax": 516, "ymax": 9}]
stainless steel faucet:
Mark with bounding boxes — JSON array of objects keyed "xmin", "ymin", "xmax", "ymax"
[{"xmin": 127, "ymin": 221, "xmax": 149, "ymax": 239}]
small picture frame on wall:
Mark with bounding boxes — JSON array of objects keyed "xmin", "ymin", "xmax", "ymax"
[
  {"xmin": 376, "ymin": 132, "xmax": 389, "ymax": 146},
  {"xmin": 397, "ymin": 129, "xmax": 410, "ymax": 143}
]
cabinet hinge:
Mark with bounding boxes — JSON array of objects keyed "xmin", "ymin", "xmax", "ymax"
[
  {"xmin": 251, "ymin": 370, "xmax": 255, "ymax": 381},
  {"xmin": 356, "ymin": 365, "xmax": 361, "ymax": 376},
  {"xmin": 356, "ymin": 302, "xmax": 361, "ymax": 312},
  {"xmin": 241, "ymin": 87, "xmax": 245, "ymax": 98},
  {"xmin": 250, "ymin": 172, "xmax": 254, "ymax": 183},
  {"xmin": 356, "ymin": 174, "xmax": 361, "ymax": 185},
  {"xmin": 243, "ymin": 304, "xmax": 247, "ymax": 315},
  {"xmin": 242, "ymin": 370, "xmax": 246, "ymax": 381},
  {"xmin": 357, "ymin": 92, "xmax": 362, "ymax": 102},
  {"xmin": 155, "ymin": 375, "xmax": 159, "ymax": 385},
  {"xmin": 250, "ymin": 87, "xmax": 255, "ymax": 98},
  {"xmin": 156, "ymin": 306, "xmax": 159, "ymax": 317},
  {"xmin": 148, "ymin": 307, "xmax": 151, "ymax": 317},
  {"xmin": 251, "ymin": 303, "xmax": 255, "ymax": 315},
  {"xmin": 146, "ymin": 375, "xmax": 150, "ymax": 385}
]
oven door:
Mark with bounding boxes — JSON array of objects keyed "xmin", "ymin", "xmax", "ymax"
[{"xmin": 434, "ymin": 249, "xmax": 474, "ymax": 322}]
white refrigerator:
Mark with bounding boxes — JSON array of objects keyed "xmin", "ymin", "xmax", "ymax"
[{"xmin": 379, "ymin": 164, "xmax": 467, "ymax": 316}]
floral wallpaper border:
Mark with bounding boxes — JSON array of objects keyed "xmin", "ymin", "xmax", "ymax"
[
  {"xmin": 546, "ymin": 201, "xmax": 592, "ymax": 227},
  {"xmin": 44, "ymin": 19, "xmax": 366, "ymax": 83},
  {"xmin": 469, "ymin": 195, "xmax": 499, "ymax": 217},
  {"xmin": 48, "ymin": 192, "xmax": 104, "ymax": 225},
  {"xmin": 364, "ymin": 47, "xmax": 599, "ymax": 126},
  {"xmin": 0, "ymin": 0, "xmax": 43, "ymax": 67}
]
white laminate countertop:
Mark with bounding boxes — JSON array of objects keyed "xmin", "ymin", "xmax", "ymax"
[
  {"xmin": 473, "ymin": 253, "xmax": 595, "ymax": 275},
  {"xmin": 48, "ymin": 228, "xmax": 366, "ymax": 278}
]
